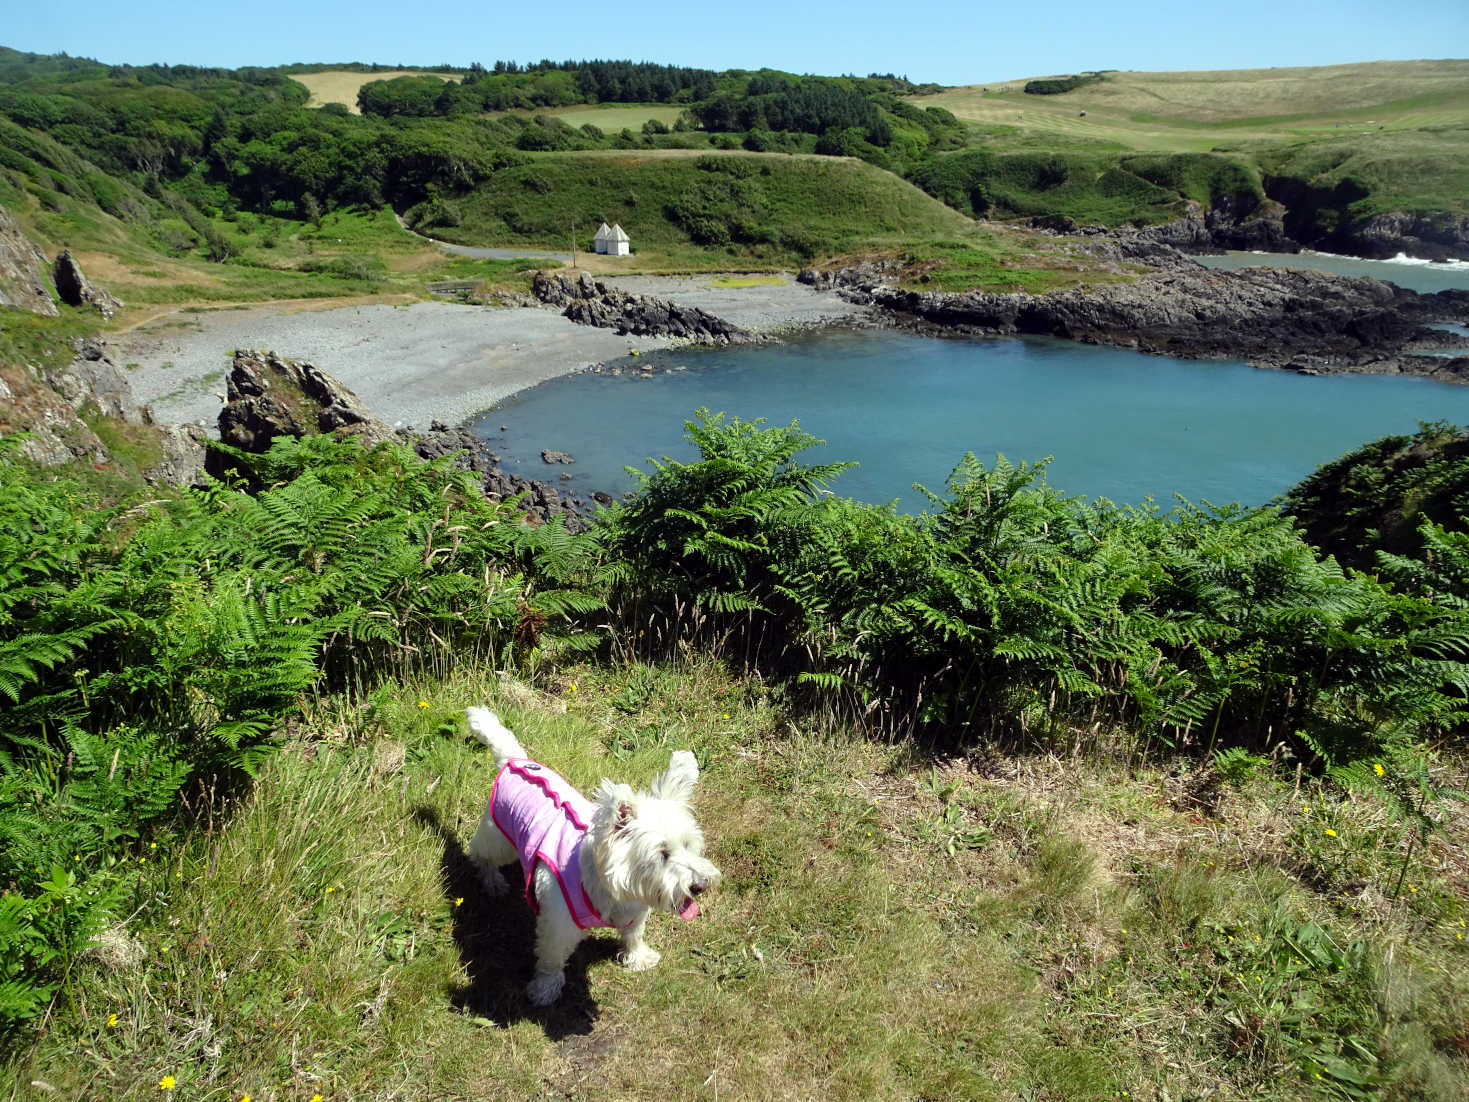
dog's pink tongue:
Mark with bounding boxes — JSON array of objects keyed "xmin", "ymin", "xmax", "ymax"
[{"xmin": 678, "ymin": 898, "xmax": 700, "ymax": 921}]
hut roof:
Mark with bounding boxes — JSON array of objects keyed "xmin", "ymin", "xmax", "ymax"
[
  {"xmin": 609, "ymin": 223, "xmax": 630, "ymax": 242},
  {"xmin": 593, "ymin": 222, "xmax": 613, "ymax": 242}
]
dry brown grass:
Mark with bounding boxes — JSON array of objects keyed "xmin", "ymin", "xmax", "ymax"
[{"xmin": 290, "ymin": 70, "xmax": 452, "ymax": 113}]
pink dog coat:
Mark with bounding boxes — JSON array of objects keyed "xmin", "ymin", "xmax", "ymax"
[{"xmin": 489, "ymin": 758, "xmax": 620, "ymax": 930}]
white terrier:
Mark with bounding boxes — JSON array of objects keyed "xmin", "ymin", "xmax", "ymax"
[{"xmin": 465, "ymin": 706, "xmax": 721, "ymax": 1006}]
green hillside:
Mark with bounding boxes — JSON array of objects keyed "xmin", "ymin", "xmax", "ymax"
[{"xmin": 415, "ymin": 150, "xmax": 977, "ymax": 264}]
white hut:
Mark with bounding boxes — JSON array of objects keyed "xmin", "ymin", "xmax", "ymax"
[
  {"xmin": 593, "ymin": 222, "xmax": 613, "ymax": 254},
  {"xmin": 606, "ymin": 223, "xmax": 630, "ymax": 257}
]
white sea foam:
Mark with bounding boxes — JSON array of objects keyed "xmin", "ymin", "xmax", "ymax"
[{"xmin": 1381, "ymin": 252, "xmax": 1469, "ymax": 270}]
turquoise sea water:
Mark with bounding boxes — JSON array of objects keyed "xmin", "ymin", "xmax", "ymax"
[{"xmin": 473, "ymin": 327, "xmax": 1469, "ymax": 512}]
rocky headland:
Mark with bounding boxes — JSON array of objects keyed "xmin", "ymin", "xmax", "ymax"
[{"xmin": 803, "ymin": 236, "xmax": 1469, "ymax": 383}]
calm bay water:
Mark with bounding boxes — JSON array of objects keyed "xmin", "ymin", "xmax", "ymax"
[{"xmin": 472, "ymin": 327, "xmax": 1469, "ymax": 512}]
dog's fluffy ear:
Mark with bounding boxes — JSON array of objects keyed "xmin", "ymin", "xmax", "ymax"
[
  {"xmin": 597, "ymin": 779, "xmax": 638, "ymax": 832},
  {"xmin": 650, "ymin": 750, "xmax": 699, "ymax": 802}
]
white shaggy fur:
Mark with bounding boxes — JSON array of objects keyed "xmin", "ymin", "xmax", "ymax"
[{"xmin": 465, "ymin": 706, "xmax": 721, "ymax": 1006}]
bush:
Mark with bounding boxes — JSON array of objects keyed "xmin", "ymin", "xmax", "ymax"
[{"xmin": 0, "ymin": 432, "xmax": 604, "ymax": 1035}]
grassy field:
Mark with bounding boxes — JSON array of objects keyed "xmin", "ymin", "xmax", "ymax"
[
  {"xmin": 916, "ymin": 60, "xmax": 1469, "ymax": 152},
  {"xmin": 3, "ymin": 655, "xmax": 1464, "ymax": 1100},
  {"xmin": 546, "ymin": 104, "xmax": 688, "ymax": 132},
  {"xmin": 291, "ymin": 70, "xmax": 453, "ymax": 112}
]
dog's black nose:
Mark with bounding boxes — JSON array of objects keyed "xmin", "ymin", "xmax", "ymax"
[{"xmin": 690, "ymin": 880, "xmax": 709, "ymax": 896}]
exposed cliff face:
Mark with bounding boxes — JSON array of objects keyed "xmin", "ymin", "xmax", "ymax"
[
  {"xmin": 0, "ymin": 205, "xmax": 57, "ymax": 317},
  {"xmin": 0, "ymin": 337, "xmax": 208, "ymax": 481}
]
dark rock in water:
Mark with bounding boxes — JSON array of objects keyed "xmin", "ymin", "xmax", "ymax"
[
  {"xmin": 541, "ymin": 449, "xmax": 575, "ymax": 464},
  {"xmin": 411, "ymin": 425, "xmax": 589, "ymax": 531},
  {"xmin": 53, "ymin": 250, "xmax": 123, "ymax": 320},
  {"xmin": 532, "ymin": 271, "xmax": 753, "ymax": 344},
  {"xmin": 1348, "ymin": 211, "xmax": 1469, "ymax": 263},
  {"xmin": 0, "ymin": 205, "xmax": 57, "ymax": 317},
  {"xmin": 821, "ymin": 251, "xmax": 1466, "ymax": 380}
]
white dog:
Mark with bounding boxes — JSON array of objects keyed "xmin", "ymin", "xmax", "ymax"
[{"xmin": 465, "ymin": 707, "xmax": 721, "ymax": 1006}]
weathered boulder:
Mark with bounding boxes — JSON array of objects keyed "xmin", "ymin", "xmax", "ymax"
[
  {"xmin": 53, "ymin": 250, "xmax": 123, "ymax": 319},
  {"xmin": 0, "ymin": 205, "xmax": 57, "ymax": 317},
  {"xmin": 214, "ymin": 349, "xmax": 399, "ymax": 457},
  {"xmin": 532, "ymin": 271, "xmax": 753, "ymax": 344},
  {"xmin": 541, "ymin": 449, "xmax": 575, "ymax": 464}
]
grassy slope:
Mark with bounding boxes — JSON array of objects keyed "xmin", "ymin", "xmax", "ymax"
[
  {"xmin": 435, "ymin": 150, "xmax": 974, "ymax": 255},
  {"xmin": 3, "ymin": 657, "xmax": 1464, "ymax": 1100},
  {"xmin": 915, "ymin": 60, "xmax": 1469, "ymax": 220},
  {"xmin": 918, "ymin": 61, "xmax": 1469, "ymax": 151}
]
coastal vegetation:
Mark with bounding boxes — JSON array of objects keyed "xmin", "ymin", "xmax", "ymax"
[
  {"xmin": 3, "ymin": 47, "xmax": 1465, "ymax": 303},
  {"xmin": 1, "ymin": 414, "xmax": 1467, "ymax": 1097},
  {"xmin": 2, "ymin": 42, "xmax": 1468, "ymax": 1100}
]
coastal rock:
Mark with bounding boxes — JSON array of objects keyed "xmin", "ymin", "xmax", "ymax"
[
  {"xmin": 859, "ymin": 263, "xmax": 1461, "ymax": 375},
  {"xmin": 0, "ymin": 205, "xmax": 57, "ymax": 317},
  {"xmin": 541, "ymin": 449, "xmax": 575, "ymax": 464},
  {"xmin": 1, "ymin": 336, "xmax": 207, "ymax": 481},
  {"xmin": 411, "ymin": 425, "xmax": 587, "ymax": 531},
  {"xmin": 53, "ymin": 250, "xmax": 123, "ymax": 320},
  {"xmin": 532, "ymin": 271, "xmax": 753, "ymax": 344},
  {"xmin": 1348, "ymin": 212, "xmax": 1469, "ymax": 263},
  {"xmin": 215, "ymin": 348, "xmax": 399, "ymax": 458}
]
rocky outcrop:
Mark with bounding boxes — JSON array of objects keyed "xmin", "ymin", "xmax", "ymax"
[
  {"xmin": 53, "ymin": 250, "xmax": 123, "ymax": 319},
  {"xmin": 214, "ymin": 349, "xmax": 400, "ymax": 457},
  {"xmin": 829, "ymin": 261, "xmax": 1469, "ymax": 379},
  {"xmin": 0, "ymin": 205, "xmax": 57, "ymax": 317},
  {"xmin": 412, "ymin": 422, "xmax": 588, "ymax": 531},
  {"xmin": 532, "ymin": 271, "xmax": 753, "ymax": 343},
  {"xmin": 0, "ymin": 337, "xmax": 207, "ymax": 481},
  {"xmin": 211, "ymin": 352, "xmax": 589, "ymax": 528},
  {"xmin": 1347, "ymin": 212, "xmax": 1469, "ymax": 263}
]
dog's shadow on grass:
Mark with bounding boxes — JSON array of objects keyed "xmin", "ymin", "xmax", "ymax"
[{"xmin": 413, "ymin": 806, "xmax": 615, "ymax": 1040}]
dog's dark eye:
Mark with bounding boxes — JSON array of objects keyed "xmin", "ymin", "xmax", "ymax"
[{"xmin": 660, "ymin": 846, "xmax": 671, "ymax": 861}]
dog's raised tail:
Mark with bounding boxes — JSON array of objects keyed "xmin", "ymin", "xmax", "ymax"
[{"xmin": 466, "ymin": 707, "xmax": 526, "ymax": 766}]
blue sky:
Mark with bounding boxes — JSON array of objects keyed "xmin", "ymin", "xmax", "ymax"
[{"xmin": 6, "ymin": 0, "xmax": 1467, "ymax": 85}]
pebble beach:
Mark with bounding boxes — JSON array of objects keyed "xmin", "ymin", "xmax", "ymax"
[{"xmin": 110, "ymin": 275, "xmax": 867, "ymax": 433}]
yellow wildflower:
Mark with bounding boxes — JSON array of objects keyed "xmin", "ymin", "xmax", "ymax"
[
  {"xmin": 568, "ymin": 682, "xmax": 578, "ymax": 693},
  {"xmin": 159, "ymin": 1076, "xmax": 176, "ymax": 1091},
  {"xmin": 107, "ymin": 1013, "xmax": 118, "ymax": 1027},
  {"xmin": 417, "ymin": 699, "xmax": 429, "ymax": 709},
  {"xmin": 1323, "ymin": 828, "xmax": 1337, "ymax": 837},
  {"xmin": 1373, "ymin": 763, "xmax": 1385, "ymax": 777},
  {"xmin": 311, "ymin": 1095, "xmax": 323, "ymax": 1102},
  {"xmin": 454, "ymin": 897, "xmax": 464, "ymax": 908}
]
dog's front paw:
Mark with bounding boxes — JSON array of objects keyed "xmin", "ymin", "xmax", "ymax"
[
  {"xmin": 527, "ymin": 970, "xmax": 566, "ymax": 1006},
  {"xmin": 620, "ymin": 945, "xmax": 661, "ymax": 972}
]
